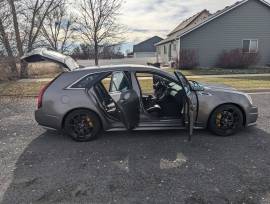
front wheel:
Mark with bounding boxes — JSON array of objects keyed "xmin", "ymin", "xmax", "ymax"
[
  {"xmin": 64, "ymin": 109, "xmax": 102, "ymax": 142},
  {"xmin": 209, "ymin": 104, "xmax": 244, "ymax": 136}
]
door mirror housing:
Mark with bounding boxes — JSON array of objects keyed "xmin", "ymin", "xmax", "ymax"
[{"xmin": 190, "ymin": 81, "xmax": 205, "ymax": 91}]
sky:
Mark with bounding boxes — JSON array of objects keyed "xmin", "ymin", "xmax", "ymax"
[{"xmin": 118, "ymin": 0, "xmax": 245, "ymax": 52}]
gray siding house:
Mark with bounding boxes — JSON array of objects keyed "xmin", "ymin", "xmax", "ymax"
[
  {"xmin": 133, "ymin": 36, "xmax": 163, "ymax": 58},
  {"xmin": 156, "ymin": 0, "xmax": 270, "ymax": 67}
]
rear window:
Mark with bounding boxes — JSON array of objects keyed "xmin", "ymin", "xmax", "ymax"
[{"xmin": 70, "ymin": 73, "xmax": 100, "ymax": 89}]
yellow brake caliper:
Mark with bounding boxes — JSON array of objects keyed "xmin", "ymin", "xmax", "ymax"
[
  {"xmin": 86, "ymin": 117, "xmax": 94, "ymax": 127},
  {"xmin": 216, "ymin": 113, "xmax": 222, "ymax": 128}
]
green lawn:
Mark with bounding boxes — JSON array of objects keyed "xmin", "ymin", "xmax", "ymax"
[
  {"xmin": 194, "ymin": 76, "xmax": 270, "ymax": 90},
  {"xmin": 0, "ymin": 76, "xmax": 269, "ymax": 97},
  {"xmin": 166, "ymin": 67, "xmax": 270, "ymax": 76}
]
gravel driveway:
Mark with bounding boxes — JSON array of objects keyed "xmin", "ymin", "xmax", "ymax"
[{"xmin": 0, "ymin": 94, "xmax": 270, "ymax": 204}]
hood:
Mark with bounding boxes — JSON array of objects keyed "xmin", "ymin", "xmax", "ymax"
[
  {"xmin": 201, "ymin": 83, "xmax": 237, "ymax": 91},
  {"xmin": 21, "ymin": 48, "xmax": 79, "ymax": 71}
]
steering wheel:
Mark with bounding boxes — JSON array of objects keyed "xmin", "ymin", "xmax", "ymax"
[{"xmin": 154, "ymin": 80, "xmax": 168, "ymax": 101}]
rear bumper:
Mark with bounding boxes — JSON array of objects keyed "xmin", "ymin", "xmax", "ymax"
[
  {"xmin": 35, "ymin": 109, "xmax": 62, "ymax": 130},
  {"xmin": 246, "ymin": 106, "xmax": 258, "ymax": 127}
]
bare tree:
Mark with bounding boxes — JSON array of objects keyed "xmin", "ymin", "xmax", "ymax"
[
  {"xmin": 41, "ymin": 2, "xmax": 77, "ymax": 53},
  {"xmin": 1, "ymin": 0, "xmax": 63, "ymax": 78},
  {"xmin": 0, "ymin": 0, "xmax": 18, "ymax": 79},
  {"xmin": 78, "ymin": 0, "xmax": 124, "ymax": 65}
]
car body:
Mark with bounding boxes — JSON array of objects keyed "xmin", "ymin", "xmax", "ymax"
[{"xmin": 22, "ymin": 48, "xmax": 258, "ymax": 141}]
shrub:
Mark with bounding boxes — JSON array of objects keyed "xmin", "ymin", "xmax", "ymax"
[
  {"xmin": 217, "ymin": 48, "xmax": 260, "ymax": 69},
  {"xmin": 175, "ymin": 49, "xmax": 199, "ymax": 70}
]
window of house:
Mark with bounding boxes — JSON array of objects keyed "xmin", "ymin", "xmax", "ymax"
[
  {"xmin": 243, "ymin": 39, "xmax": 258, "ymax": 53},
  {"xmin": 164, "ymin": 45, "xmax": 167, "ymax": 54},
  {"xmin": 173, "ymin": 44, "xmax": 177, "ymax": 51},
  {"xmin": 157, "ymin": 46, "xmax": 160, "ymax": 54}
]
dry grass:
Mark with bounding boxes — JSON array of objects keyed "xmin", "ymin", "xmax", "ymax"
[
  {"xmin": 0, "ymin": 62, "xmax": 62, "ymax": 81},
  {"xmin": 166, "ymin": 67, "xmax": 270, "ymax": 75},
  {"xmin": 27, "ymin": 62, "xmax": 62, "ymax": 78},
  {"xmin": 195, "ymin": 76, "xmax": 270, "ymax": 90},
  {"xmin": 1, "ymin": 76, "xmax": 269, "ymax": 97},
  {"xmin": 0, "ymin": 81, "xmax": 48, "ymax": 97}
]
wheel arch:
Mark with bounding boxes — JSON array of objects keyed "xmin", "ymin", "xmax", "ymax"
[
  {"xmin": 61, "ymin": 107, "xmax": 103, "ymax": 130},
  {"xmin": 207, "ymin": 103, "xmax": 246, "ymax": 127}
]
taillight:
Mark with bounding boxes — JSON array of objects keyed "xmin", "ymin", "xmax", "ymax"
[
  {"xmin": 37, "ymin": 74, "xmax": 62, "ymax": 109},
  {"xmin": 37, "ymin": 83, "xmax": 50, "ymax": 109}
]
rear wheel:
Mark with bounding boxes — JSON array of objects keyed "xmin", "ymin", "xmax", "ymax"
[
  {"xmin": 209, "ymin": 104, "xmax": 244, "ymax": 136},
  {"xmin": 64, "ymin": 109, "xmax": 101, "ymax": 142}
]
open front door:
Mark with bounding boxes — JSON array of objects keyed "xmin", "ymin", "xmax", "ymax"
[
  {"xmin": 108, "ymin": 71, "xmax": 140, "ymax": 130},
  {"xmin": 174, "ymin": 71, "xmax": 195, "ymax": 141}
]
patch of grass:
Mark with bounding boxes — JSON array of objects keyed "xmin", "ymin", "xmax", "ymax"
[
  {"xmin": 0, "ymin": 81, "xmax": 48, "ymax": 96},
  {"xmin": 194, "ymin": 76, "xmax": 270, "ymax": 90},
  {"xmin": 165, "ymin": 67, "xmax": 270, "ymax": 76},
  {"xmin": 0, "ymin": 76, "xmax": 269, "ymax": 97}
]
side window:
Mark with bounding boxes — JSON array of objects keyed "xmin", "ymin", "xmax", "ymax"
[
  {"xmin": 70, "ymin": 73, "xmax": 100, "ymax": 89},
  {"xmin": 136, "ymin": 72, "xmax": 183, "ymax": 95},
  {"xmin": 110, "ymin": 72, "xmax": 130, "ymax": 92},
  {"xmin": 101, "ymin": 74, "xmax": 112, "ymax": 92},
  {"xmin": 136, "ymin": 73, "xmax": 154, "ymax": 94}
]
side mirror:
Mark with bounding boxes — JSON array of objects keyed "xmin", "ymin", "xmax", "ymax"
[{"xmin": 190, "ymin": 81, "xmax": 204, "ymax": 91}]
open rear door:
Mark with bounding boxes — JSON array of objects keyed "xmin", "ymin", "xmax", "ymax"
[
  {"xmin": 108, "ymin": 71, "xmax": 140, "ymax": 130},
  {"xmin": 174, "ymin": 71, "xmax": 195, "ymax": 141},
  {"xmin": 21, "ymin": 48, "xmax": 80, "ymax": 71}
]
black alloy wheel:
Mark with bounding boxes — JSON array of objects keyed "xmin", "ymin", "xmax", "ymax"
[
  {"xmin": 209, "ymin": 104, "xmax": 244, "ymax": 136},
  {"xmin": 64, "ymin": 109, "xmax": 101, "ymax": 142}
]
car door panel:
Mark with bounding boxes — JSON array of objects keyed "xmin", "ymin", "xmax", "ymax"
[
  {"xmin": 108, "ymin": 72, "xmax": 140, "ymax": 130},
  {"xmin": 174, "ymin": 71, "xmax": 197, "ymax": 140}
]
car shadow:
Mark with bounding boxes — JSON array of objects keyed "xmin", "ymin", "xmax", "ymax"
[{"xmin": 2, "ymin": 127, "xmax": 270, "ymax": 204}]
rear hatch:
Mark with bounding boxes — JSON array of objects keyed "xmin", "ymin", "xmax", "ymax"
[{"xmin": 21, "ymin": 48, "xmax": 80, "ymax": 71}]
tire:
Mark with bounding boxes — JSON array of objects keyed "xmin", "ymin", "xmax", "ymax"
[
  {"xmin": 209, "ymin": 104, "xmax": 244, "ymax": 136},
  {"xmin": 64, "ymin": 109, "xmax": 102, "ymax": 142}
]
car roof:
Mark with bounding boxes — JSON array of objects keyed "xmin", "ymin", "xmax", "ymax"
[{"xmin": 73, "ymin": 64, "xmax": 166, "ymax": 74}]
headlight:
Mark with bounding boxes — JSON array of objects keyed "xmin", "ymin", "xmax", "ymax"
[{"xmin": 245, "ymin": 94, "xmax": 253, "ymax": 105}]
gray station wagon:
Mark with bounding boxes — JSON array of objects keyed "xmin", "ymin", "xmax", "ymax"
[{"xmin": 22, "ymin": 48, "xmax": 258, "ymax": 142}]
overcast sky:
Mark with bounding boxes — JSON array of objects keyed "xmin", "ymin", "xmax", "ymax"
[{"xmin": 118, "ymin": 0, "xmax": 247, "ymax": 46}]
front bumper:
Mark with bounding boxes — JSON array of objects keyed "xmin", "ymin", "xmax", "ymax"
[{"xmin": 246, "ymin": 105, "xmax": 258, "ymax": 127}]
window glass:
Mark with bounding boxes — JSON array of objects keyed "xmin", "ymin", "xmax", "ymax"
[
  {"xmin": 101, "ymin": 75, "xmax": 112, "ymax": 92},
  {"xmin": 243, "ymin": 40, "xmax": 250, "ymax": 53},
  {"xmin": 250, "ymin": 40, "xmax": 258, "ymax": 53},
  {"xmin": 164, "ymin": 45, "xmax": 167, "ymax": 54},
  {"xmin": 243, "ymin": 39, "xmax": 258, "ymax": 53},
  {"xmin": 136, "ymin": 73, "xmax": 154, "ymax": 94},
  {"xmin": 173, "ymin": 44, "xmax": 177, "ymax": 51},
  {"xmin": 136, "ymin": 72, "xmax": 182, "ymax": 95},
  {"xmin": 110, "ymin": 72, "xmax": 130, "ymax": 92},
  {"xmin": 71, "ymin": 73, "xmax": 100, "ymax": 88}
]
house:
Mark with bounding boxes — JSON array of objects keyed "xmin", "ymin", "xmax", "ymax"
[
  {"xmin": 133, "ymin": 36, "xmax": 163, "ymax": 58},
  {"xmin": 156, "ymin": 0, "xmax": 270, "ymax": 67}
]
